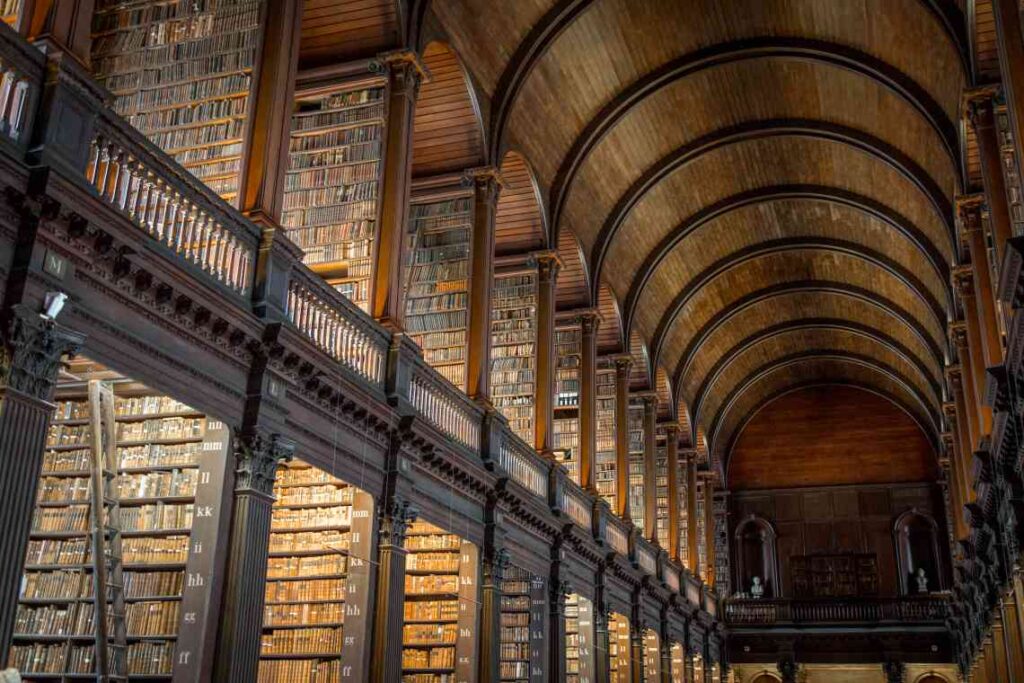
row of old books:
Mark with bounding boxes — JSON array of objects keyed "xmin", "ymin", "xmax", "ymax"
[
  {"xmin": 595, "ymin": 368, "xmax": 618, "ymax": 508},
  {"xmin": 491, "ymin": 273, "xmax": 539, "ymax": 443}
]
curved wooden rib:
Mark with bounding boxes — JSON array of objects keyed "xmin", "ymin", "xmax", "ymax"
[
  {"xmin": 690, "ymin": 320, "xmax": 943, "ymax": 435},
  {"xmin": 649, "ymin": 239, "xmax": 948, "ymax": 378},
  {"xmin": 620, "ymin": 185, "xmax": 952, "ymax": 341},
  {"xmin": 708, "ymin": 352, "xmax": 940, "ymax": 458},
  {"xmin": 549, "ymin": 37, "xmax": 961, "ymax": 235},
  {"xmin": 588, "ymin": 120, "xmax": 955, "ymax": 302}
]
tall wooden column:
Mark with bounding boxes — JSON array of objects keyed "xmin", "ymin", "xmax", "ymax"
[
  {"xmin": 665, "ymin": 423, "xmax": 682, "ymax": 562},
  {"xmin": 465, "ymin": 167, "xmax": 502, "ymax": 402},
  {"xmin": 967, "ymin": 91, "xmax": 1015, "ymax": 268},
  {"xmin": 549, "ymin": 550, "xmax": 568, "ymax": 683},
  {"xmin": 940, "ymin": 421, "xmax": 969, "ymax": 542},
  {"xmin": 238, "ymin": 0, "xmax": 302, "ymax": 221},
  {"xmin": 957, "ymin": 198, "xmax": 1003, "ymax": 368},
  {"xmin": 214, "ymin": 431, "xmax": 295, "ymax": 682},
  {"xmin": 685, "ymin": 451, "xmax": 699, "ymax": 575},
  {"xmin": 579, "ymin": 310, "xmax": 600, "ymax": 492},
  {"xmin": 950, "ymin": 313, "xmax": 990, "ymax": 446},
  {"xmin": 993, "ymin": 0, "xmax": 1024, "ymax": 168},
  {"xmin": 946, "ymin": 367, "xmax": 978, "ymax": 509},
  {"xmin": 613, "ymin": 354, "xmax": 634, "ymax": 520},
  {"xmin": 534, "ymin": 251, "xmax": 561, "ymax": 455},
  {"xmin": 19, "ymin": 0, "xmax": 94, "ymax": 63},
  {"xmin": 0, "ymin": 305, "xmax": 83, "ymax": 659},
  {"xmin": 703, "ymin": 475, "xmax": 716, "ymax": 587},
  {"xmin": 372, "ymin": 50, "xmax": 427, "ymax": 329},
  {"xmin": 641, "ymin": 392, "xmax": 658, "ymax": 541},
  {"xmin": 479, "ymin": 497, "xmax": 507, "ymax": 683}
]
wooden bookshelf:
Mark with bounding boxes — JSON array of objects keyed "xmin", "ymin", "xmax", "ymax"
[
  {"xmin": 283, "ymin": 84, "xmax": 385, "ymax": 312},
  {"xmin": 609, "ymin": 612, "xmax": 631, "ymax": 683},
  {"xmin": 401, "ymin": 521, "xmax": 479, "ymax": 683},
  {"xmin": 696, "ymin": 481, "xmax": 707, "ymax": 577},
  {"xmin": 679, "ymin": 467, "xmax": 690, "ymax": 571},
  {"xmin": 627, "ymin": 403, "xmax": 645, "ymax": 530},
  {"xmin": 258, "ymin": 459, "xmax": 375, "ymax": 682},
  {"xmin": 553, "ymin": 325, "xmax": 582, "ymax": 484},
  {"xmin": 491, "ymin": 270, "xmax": 539, "ymax": 444},
  {"xmin": 595, "ymin": 368, "xmax": 617, "ymax": 508},
  {"xmin": 565, "ymin": 593, "xmax": 594, "ymax": 683},
  {"xmin": 404, "ymin": 197, "xmax": 474, "ymax": 390},
  {"xmin": 11, "ymin": 366, "xmax": 230, "ymax": 680},
  {"xmin": 643, "ymin": 628, "xmax": 660, "ymax": 681},
  {"xmin": 500, "ymin": 566, "xmax": 544, "ymax": 682},
  {"xmin": 656, "ymin": 433, "xmax": 669, "ymax": 549},
  {"xmin": 90, "ymin": 0, "xmax": 263, "ymax": 201},
  {"xmin": 670, "ymin": 641, "xmax": 685, "ymax": 681}
]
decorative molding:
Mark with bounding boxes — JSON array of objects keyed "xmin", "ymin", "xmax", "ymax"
[
  {"xmin": 378, "ymin": 496, "xmax": 418, "ymax": 547},
  {"xmin": 233, "ymin": 431, "xmax": 295, "ymax": 497},
  {"xmin": 0, "ymin": 304, "xmax": 84, "ymax": 400}
]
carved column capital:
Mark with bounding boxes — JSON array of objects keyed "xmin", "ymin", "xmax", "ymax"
[
  {"xmin": 952, "ymin": 266, "xmax": 976, "ymax": 300},
  {"xmin": 373, "ymin": 49, "xmax": 431, "ymax": 99},
  {"xmin": 957, "ymin": 194, "xmax": 986, "ymax": 233},
  {"xmin": 635, "ymin": 390, "xmax": 658, "ymax": 411},
  {"xmin": 575, "ymin": 309, "xmax": 601, "ymax": 336},
  {"xmin": 663, "ymin": 421, "xmax": 681, "ymax": 439},
  {"xmin": 462, "ymin": 166, "xmax": 505, "ymax": 208},
  {"xmin": 533, "ymin": 250, "xmax": 562, "ymax": 283},
  {"xmin": 483, "ymin": 547, "xmax": 510, "ymax": 584},
  {"xmin": 379, "ymin": 497, "xmax": 418, "ymax": 547},
  {"xmin": 0, "ymin": 304, "xmax": 84, "ymax": 401},
  {"xmin": 949, "ymin": 321, "xmax": 970, "ymax": 351},
  {"xmin": 233, "ymin": 431, "xmax": 295, "ymax": 497},
  {"xmin": 964, "ymin": 86, "xmax": 1000, "ymax": 130},
  {"xmin": 610, "ymin": 353, "xmax": 634, "ymax": 378}
]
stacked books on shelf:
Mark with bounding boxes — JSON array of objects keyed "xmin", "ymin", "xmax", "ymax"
[
  {"xmin": 670, "ymin": 642, "xmax": 686, "ymax": 681},
  {"xmin": 655, "ymin": 434, "xmax": 669, "ymax": 549},
  {"xmin": 565, "ymin": 594, "xmax": 581, "ymax": 682},
  {"xmin": 12, "ymin": 376, "xmax": 208, "ymax": 679},
  {"xmin": 627, "ymin": 404, "xmax": 645, "ymax": 530},
  {"xmin": 402, "ymin": 521, "xmax": 477, "ymax": 683},
  {"xmin": 696, "ymin": 482, "xmax": 707, "ymax": 578},
  {"xmin": 500, "ymin": 566, "xmax": 539, "ymax": 682},
  {"xmin": 553, "ymin": 326, "xmax": 581, "ymax": 484},
  {"xmin": 404, "ymin": 197, "xmax": 474, "ymax": 390},
  {"xmin": 283, "ymin": 85, "xmax": 385, "ymax": 311},
  {"xmin": 258, "ymin": 459, "xmax": 374, "ymax": 682},
  {"xmin": 643, "ymin": 629, "xmax": 660, "ymax": 680},
  {"xmin": 90, "ymin": 0, "xmax": 263, "ymax": 201},
  {"xmin": 491, "ymin": 272, "xmax": 539, "ymax": 444},
  {"xmin": 679, "ymin": 464, "xmax": 689, "ymax": 570},
  {"xmin": 609, "ymin": 613, "xmax": 631, "ymax": 683},
  {"xmin": 595, "ymin": 368, "xmax": 617, "ymax": 508}
]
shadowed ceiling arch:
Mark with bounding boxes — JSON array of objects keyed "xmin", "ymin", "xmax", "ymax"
[
  {"xmin": 549, "ymin": 37, "xmax": 961, "ymax": 235},
  {"xmin": 556, "ymin": 228, "xmax": 591, "ymax": 309},
  {"xmin": 621, "ymin": 186, "xmax": 952, "ymax": 340},
  {"xmin": 588, "ymin": 119, "xmax": 954, "ymax": 301},
  {"xmin": 411, "ymin": 41, "xmax": 486, "ymax": 176},
  {"xmin": 596, "ymin": 283, "xmax": 624, "ymax": 354},
  {"xmin": 690, "ymin": 320, "xmax": 943, "ymax": 432},
  {"xmin": 650, "ymin": 240, "xmax": 948, "ymax": 371},
  {"xmin": 710, "ymin": 355, "xmax": 941, "ymax": 466},
  {"xmin": 495, "ymin": 150, "xmax": 548, "ymax": 254}
]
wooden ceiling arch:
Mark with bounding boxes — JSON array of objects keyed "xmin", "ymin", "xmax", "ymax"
[
  {"xmin": 710, "ymin": 355, "xmax": 941, "ymax": 464},
  {"xmin": 429, "ymin": 0, "xmax": 967, "ymax": 476},
  {"xmin": 649, "ymin": 239, "xmax": 949, "ymax": 369},
  {"xmin": 495, "ymin": 150, "xmax": 549, "ymax": 254},
  {"xmin": 678, "ymin": 290, "xmax": 945, "ymax": 409},
  {"xmin": 588, "ymin": 119, "xmax": 955, "ymax": 302},
  {"xmin": 620, "ymin": 185, "xmax": 953, "ymax": 342},
  {"xmin": 690, "ymin": 320, "xmax": 943, "ymax": 434},
  {"xmin": 549, "ymin": 36, "xmax": 961, "ymax": 237},
  {"xmin": 675, "ymin": 281, "xmax": 948, "ymax": 401}
]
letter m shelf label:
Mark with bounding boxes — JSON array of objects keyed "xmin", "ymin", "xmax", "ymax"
[{"xmin": 172, "ymin": 419, "xmax": 232, "ymax": 682}]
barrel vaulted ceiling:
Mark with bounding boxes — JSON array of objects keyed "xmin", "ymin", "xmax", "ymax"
[{"xmin": 427, "ymin": 0, "xmax": 967, "ymax": 476}]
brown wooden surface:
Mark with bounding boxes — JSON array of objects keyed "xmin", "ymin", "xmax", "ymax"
[
  {"xmin": 300, "ymin": 0, "xmax": 400, "ymax": 66},
  {"xmin": 729, "ymin": 385, "xmax": 936, "ymax": 490},
  {"xmin": 495, "ymin": 151, "xmax": 546, "ymax": 255}
]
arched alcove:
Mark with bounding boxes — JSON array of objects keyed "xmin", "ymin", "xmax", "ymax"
[
  {"xmin": 734, "ymin": 515, "xmax": 779, "ymax": 598},
  {"xmin": 894, "ymin": 509, "xmax": 944, "ymax": 594}
]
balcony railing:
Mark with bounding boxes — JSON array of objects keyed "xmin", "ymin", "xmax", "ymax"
[
  {"xmin": 286, "ymin": 267, "xmax": 389, "ymax": 388},
  {"xmin": 497, "ymin": 430, "xmax": 549, "ymax": 498},
  {"xmin": 636, "ymin": 541, "xmax": 658, "ymax": 575},
  {"xmin": 85, "ymin": 109, "xmax": 260, "ymax": 298},
  {"xmin": 408, "ymin": 358, "xmax": 482, "ymax": 452},
  {"xmin": 557, "ymin": 475, "xmax": 593, "ymax": 531},
  {"xmin": 605, "ymin": 514, "xmax": 630, "ymax": 556},
  {"xmin": 0, "ymin": 22, "xmax": 41, "ymax": 148},
  {"xmin": 724, "ymin": 596, "xmax": 950, "ymax": 626}
]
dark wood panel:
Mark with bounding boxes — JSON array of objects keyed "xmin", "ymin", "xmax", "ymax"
[
  {"xmin": 729, "ymin": 385, "xmax": 936, "ymax": 490},
  {"xmin": 300, "ymin": 0, "xmax": 400, "ymax": 65},
  {"xmin": 496, "ymin": 152, "xmax": 546, "ymax": 255}
]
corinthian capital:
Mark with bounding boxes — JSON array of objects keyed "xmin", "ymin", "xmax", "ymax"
[
  {"xmin": 233, "ymin": 431, "xmax": 295, "ymax": 497},
  {"xmin": 1, "ymin": 304, "xmax": 84, "ymax": 401}
]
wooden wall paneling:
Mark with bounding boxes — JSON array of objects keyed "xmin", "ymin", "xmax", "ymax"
[
  {"xmin": 300, "ymin": 0, "xmax": 400, "ymax": 66},
  {"xmin": 495, "ymin": 151, "xmax": 547, "ymax": 255},
  {"xmin": 596, "ymin": 283, "xmax": 623, "ymax": 355},
  {"xmin": 555, "ymin": 227, "xmax": 589, "ymax": 310}
]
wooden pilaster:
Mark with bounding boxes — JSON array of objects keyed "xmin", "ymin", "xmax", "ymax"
[
  {"xmin": 641, "ymin": 392, "xmax": 658, "ymax": 541},
  {"xmin": 372, "ymin": 50, "xmax": 427, "ymax": 329},
  {"xmin": 702, "ymin": 475, "xmax": 716, "ymax": 587},
  {"xmin": 579, "ymin": 310, "xmax": 600, "ymax": 493},
  {"xmin": 665, "ymin": 423, "xmax": 681, "ymax": 562},
  {"xmin": 478, "ymin": 543, "xmax": 508, "ymax": 683},
  {"xmin": 685, "ymin": 451, "xmax": 699, "ymax": 575},
  {"xmin": 549, "ymin": 545, "xmax": 567, "ymax": 683},
  {"xmin": 993, "ymin": 614, "xmax": 1012, "ymax": 683},
  {"xmin": 957, "ymin": 197, "xmax": 1003, "ymax": 368},
  {"xmin": 465, "ymin": 167, "xmax": 502, "ymax": 402},
  {"xmin": 0, "ymin": 305, "xmax": 83, "ymax": 659},
  {"xmin": 613, "ymin": 354, "xmax": 634, "ymax": 521},
  {"xmin": 946, "ymin": 366, "xmax": 978, "ymax": 508},
  {"xmin": 237, "ymin": 0, "xmax": 302, "ymax": 221},
  {"xmin": 20, "ymin": 0, "xmax": 93, "ymax": 64},
  {"xmin": 940, "ymin": 419, "xmax": 970, "ymax": 541},
  {"xmin": 950, "ymin": 315, "xmax": 990, "ymax": 446},
  {"xmin": 993, "ymin": 0, "xmax": 1024, "ymax": 170},
  {"xmin": 966, "ymin": 91, "xmax": 1014, "ymax": 269},
  {"xmin": 534, "ymin": 251, "xmax": 561, "ymax": 455},
  {"xmin": 213, "ymin": 431, "xmax": 295, "ymax": 683},
  {"xmin": 1005, "ymin": 584, "xmax": 1024, "ymax": 682}
]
